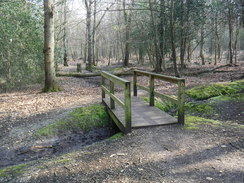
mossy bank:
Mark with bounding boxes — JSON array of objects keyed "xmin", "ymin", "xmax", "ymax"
[{"xmin": 35, "ymin": 104, "xmax": 110, "ymax": 137}]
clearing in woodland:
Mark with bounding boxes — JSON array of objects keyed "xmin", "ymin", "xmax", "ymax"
[{"xmin": 0, "ymin": 63, "xmax": 243, "ymax": 183}]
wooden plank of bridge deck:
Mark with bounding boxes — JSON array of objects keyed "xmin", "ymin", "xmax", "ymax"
[{"xmin": 103, "ymin": 96, "xmax": 177, "ymax": 128}]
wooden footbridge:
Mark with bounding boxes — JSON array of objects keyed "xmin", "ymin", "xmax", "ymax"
[{"xmin": 101, "ymin": 70, "xmax": 185, "ymax": 133}]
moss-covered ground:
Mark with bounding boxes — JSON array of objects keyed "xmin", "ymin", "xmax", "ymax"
[
  {"xmin": 184, "ymin": 116, "xmax": 221, "ymax": 130},
  {"xmin": 35, "ymin": 104, "xmax": 109, "ymax": 137},
  {"xmin": 143, "ymin": 97, "xmax": 176, "ymax": 112},
  {"xmin": 108, "ymin": 132, "xmax": 124, "ymax": 140},
  {"xmin": 0, "ymin": 164, "xmax": 28, "ymax": 177},
  {"xmin": 145, "ymin": 80, "xmax": 244, "ymax": 130},
  {"xmin": 186, "ymin": 80, "xmax": 244, "ymax": 100}
]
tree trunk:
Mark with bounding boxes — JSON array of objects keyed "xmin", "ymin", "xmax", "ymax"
[
  {"xmin": 228, "ymin": 4, "xmax": 233, "ymax": 65},
  {"xmin": 170, "ymin": 0, "xmax": 180, "ymax": 77},
  {"xmin": 187, "ymin": 39, "xmax": 191, "ymax": 63},
  {"xmin": 63, "ymin": 0, "xmax": 68, "ymax": 66},
  {"xmin": 124, "ymin": 26, "xmax": 130, "ymax": 67},
  {"xmin": 92, "ymin": 0, "xmax": 96, "ymax": 66},
  {"xmin": 234, "ymin": 18, "xmax": 240, "ymax": 65},
  {"xmin": 139, "ymin": 46, "xmax": 144, "ymax": 64},
  {"xmin": 179, "ymin": 0, "xmax": 186, "ymax": 69},
  {"xmin": 84, "ymin": 28, "xmax": 87, "ymax": 64},
  {"xmin": 80, "ymin": 42, "xmax": 83, "ymax": 59},
  {"xmin": 85, "ymin": 0, "xmax": 92, "ymax": 71},
  {"xmin": 242, "ymin": 0, "xmax": 244, "ymax": 26},
  {"xmin": 149, "ymin": 0, "xmax": 162, "ymax": 73},
  {"xmin": 123, "ymin": 0, "xmax": 133, "ymax": 67},
  {"xmin": 200, "ymin": 26, "xmax": 205, "ymax": 65},
  {"xmin": 214, "ymin": 12, "xmax": 218, "ymax": 65},
  {"xmin": 108, "ymin": 49, "xmax": 112, "ymax": 66},
  {"xmin": 159, "ymin": 0, "xmax": 166, "ymax": 70},
  {"xmin": 43, "ymin": 0, "xmax": 60, "ymax": 92}
]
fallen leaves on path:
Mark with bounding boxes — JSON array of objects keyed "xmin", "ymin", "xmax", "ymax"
[{"xmin": 0, "ymin": 77, "xmax": 101, "ymax": 120}]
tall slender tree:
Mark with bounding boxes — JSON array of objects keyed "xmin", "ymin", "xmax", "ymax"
[
  {"xmin": 84, "ymin": 0, "xmax": 92, "ymax": 71},
  {"xmin": 63, "ymin": 0, "xmax": 68, "ymax": 66},
  {"xmin": 149, "ymin": 0, "xmax": 162, "ymax": 73},
  {"xmin": 227, "ymin": 0, "xmax": 233, "ymax": 65},
  {"xmin": 170, "ymin": 0, "xmax": 180, "ymax": 77},
  {"xmin": 123, "ymin": 0, "xmax": 132, "ymax": 67},
  {"xmin": 43, "ymin": 0, "xmax": 60, "ymax": 92},
  {"xmin": 159, "ymin": 0, "xmax": 165, "ymax": 70},
  {"xmin": 179, "ymin": 0, "xmax": 187, "ymax": 69}
]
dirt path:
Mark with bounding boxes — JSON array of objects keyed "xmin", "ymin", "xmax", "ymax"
[
  {"xmin": 3, "ymin": 124, "xmax": 244, "ymax": 183},
  {"xmin": 0, "ymin": 65, "xmax": 244, "ymax": 182}
]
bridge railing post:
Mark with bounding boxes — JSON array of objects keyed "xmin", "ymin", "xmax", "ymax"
[
  {"xmin": 133, "ymin": 69, "xmax": 185, "ymax": 125},
  {"xmin": 149, "ymin": 75, "xmax": 155, "ymax": 106},
  {"xmin": 101, "ymin": 76, "xmax": 105, "ymax": 99},
  {"xmin": 177, "ymin": 80, "xmax": 185, "ymax": 125},
  {"xmin": 133, "ymin": 71, "xmax": 137, "ymax": 96},
  {"xmin": 101, "ymin": 71, "xmax": 132, "ymax": 133},
  {"xmin": 110, "ymin": 80, "xmax": 115, "ymax": 109},
  {"xmin": 124, "ymin": 82, "xmax": 132, "ymax": 133}
]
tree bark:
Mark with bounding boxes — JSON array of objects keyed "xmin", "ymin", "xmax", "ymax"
[
  {"xmin": 214, "ymin": 11, "xmax": 220, "ymax": 65},
  {"xmin": 92, "ymin": 0, "xmax": 96, "ymax": 65},
  {"xmin": 159, "ymin": 0, "xmax": 165, "ymax": 70},
  {"xmin": 234, "ymin": 18, "xmax": 240, "ymax": 65},
  {"xmin": 170, "ymin": 0, "xmax": 180, "ymax": 77},
  {"xmin": 63, "ymin": 0, "xmax": 68, "ymax": 66},
  {"xmin": 179, "ymin": 0, "xmax": 186, "ymax": 69},
  {"xmin": 123, "ymin": 0, "xmax": 133, "ymax": 67},
  {"xmin": 85, "ymin": 0, "xmax": 92, "ymax": 71},
  {"xmin": 149, "ymin": 0, "xmax": 162, "ymax": 73},
  {"xmin": 242, "ymin": 0, "xmax": 244, "ymax": 27},
  {"xmin": 199, "ymin": 26, "xmax": 205, "ymax": 65},
  {"xmin": 187, "ymin": 39, "xmax": 191, "ymax": 63},
  {"xmin": 43, "ymin": 0, "xmax": 60, "ymax": 92},
  {"xmin": 228, "ymin": 2, "xmax": 233, "ymax": 65}
]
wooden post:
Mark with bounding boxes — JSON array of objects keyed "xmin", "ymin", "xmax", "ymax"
[
  {"xmin": 77, "ymin": 64, "xmax": 82, "ymax": 72},
  {"xmin": 133, "ymin": 71, "xmax": 137, "ymax": 96},
  {"xmin": 124, "ymin": 82, "xmax": 131, "ymax": 133},
  {"xmin": 149, "ymin": 75, "xmax": 155, "ymax": 106},
  {"xmin": 110, "ymin": 80, "xmax": 115, "ymax": 109},
  {"xmin": 178, "ymin": 80, "xmax": 185, "ymax": 125},
  {"xmin": 101, "ymin": 76, "xmax": 105, "ymax": 99}
]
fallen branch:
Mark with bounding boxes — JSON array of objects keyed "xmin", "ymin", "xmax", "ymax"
[{"xmin": 184, "ymin": 64, "xmax": 233, "ymax": 76}]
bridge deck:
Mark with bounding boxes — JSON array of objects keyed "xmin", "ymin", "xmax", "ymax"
[{"xmin": 103, "ymin": 96, "xmax": 177, "ymax": 128}]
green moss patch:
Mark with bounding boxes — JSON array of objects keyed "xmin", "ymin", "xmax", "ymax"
[
  {"xmin": 108, "ymin": 132, "xmax": 124, "ymax": 140},
  {"xmin": 185, "ymin": 102, "xmax": 215, "ymax": 117},
  {"xmin": 35, "ymin": 104, "xmax": 109, "ymax": 137},
  {"xmin": 0, "ymin": 164, "xmax": 28, "ymax": 177},
  {"xmin": 210, "ymin": 93, "xmax": 244, "ymax": 103},
  {"xmin": 186, "ymin": 80, "xmax": 244, "ymax": 100},
  {"xmin": 111, "ymin": 66, "xmax": 123, "ymax": 72},
  {"xmin": 52, "ymin": 158, "xmax": 72, "ymax": 164},
  {"xmin": 185, "ymin": 116, "xmax": 221, "ymax": 130},
  {"xmin": 42, "ymin": 84, "xmax": 61, "ymax": 93},
  {"xmin": 143, "ymin": 97, "xmax": 176, "ymax": 112}
]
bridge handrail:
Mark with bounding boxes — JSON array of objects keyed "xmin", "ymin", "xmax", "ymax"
[
  {"xmin": 101, "ymin": 71, "xmax": 131, "ymax": 133},
  {"xmin": 133, "ymin": 70, "xmax": 185, "ymax": 125}
]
